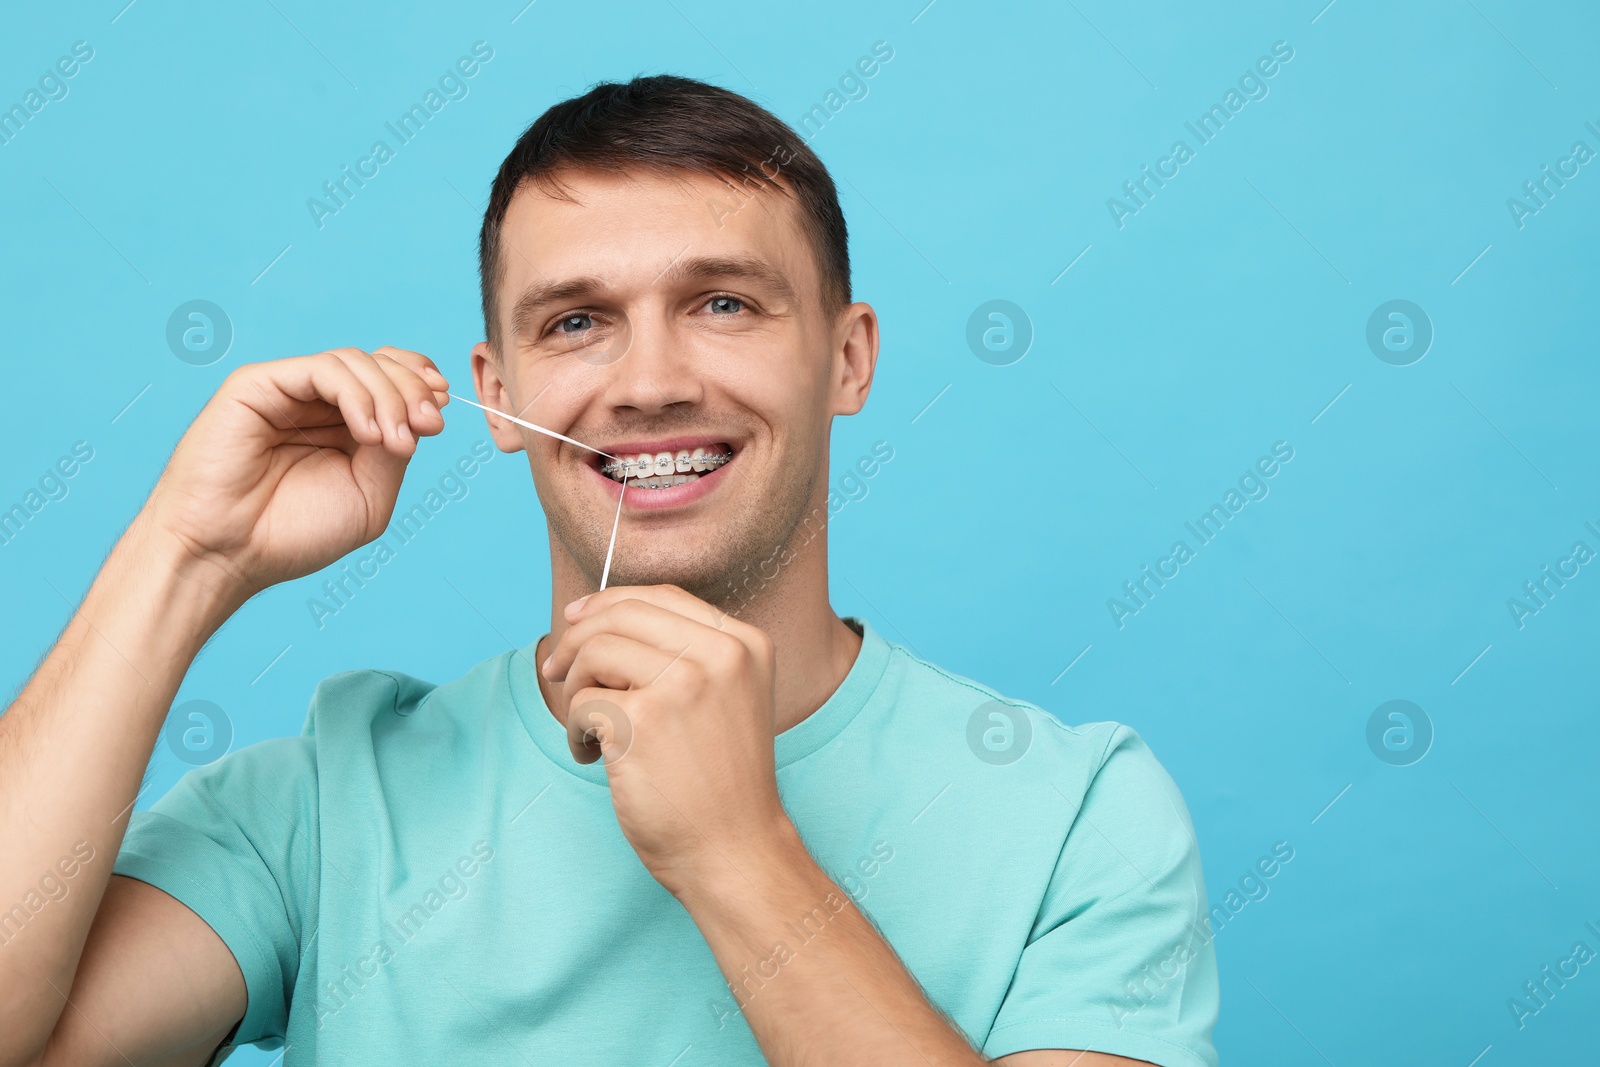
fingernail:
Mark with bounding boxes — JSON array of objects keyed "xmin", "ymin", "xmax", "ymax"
[
  {"xmin": 540, "ymin": 654, "xmax": 552, "ymax": 674},
  {"xmin": 397, "ymin": 422, "xmax": 413, "ymax": 443},
  {"xmin": 367, "ymin": 416, "xmax": 382, "ymax": 436},
  {"xmin": 568, "ymin": 595, "xmax": 590, "ymax": 613},
  {"xmin": 420, "ymin": 400, "xmax": 440, "ymax": 420}
]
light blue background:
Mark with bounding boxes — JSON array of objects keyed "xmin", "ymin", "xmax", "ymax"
[{"xmin": 3, "ymin": 1, "xmax": 1597, "ymax": 1063}]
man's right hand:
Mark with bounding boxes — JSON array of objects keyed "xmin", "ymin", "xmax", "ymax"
[
  {"xmin": 0, "ymin": 344, "xmax": 451, "ymax": 1067},
  {"xmin": 143, "ymin": 345, "xmax": 450, "ymax": 603}
]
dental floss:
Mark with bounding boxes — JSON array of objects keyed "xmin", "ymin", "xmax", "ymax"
[
  {"xmin": 599, "ymin": 467, "xmax": 629, "ymax": 591},
  {"xmin": 446, "ymin": 392, "xmax": 630, "ymax": 592},
  {"xmin": 445, "ymin": 393, "xmax": 616, "ymax": 459}
]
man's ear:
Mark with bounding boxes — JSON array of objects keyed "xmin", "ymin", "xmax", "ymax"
[
  {"xmin": 830, "ymin": 302, "xmax": 879, "ymax": 417},
  {"xmin": 469, "ymin": 340, "xmax": 526, "ymax": 453}
]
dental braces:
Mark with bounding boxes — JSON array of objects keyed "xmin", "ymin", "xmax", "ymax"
[{"xmin": 599, "ymin": 451, "xmax": 733, "ymax": 478}]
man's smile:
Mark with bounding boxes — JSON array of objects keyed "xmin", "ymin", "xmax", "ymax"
[{"xmin": 584, "ymin": 436, "xmax": 741, "ymax": 510}]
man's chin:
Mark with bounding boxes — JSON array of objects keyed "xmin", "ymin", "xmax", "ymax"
[{"xmin": 595, "ymin": 556, "xmax": 737, "ymax": 608}]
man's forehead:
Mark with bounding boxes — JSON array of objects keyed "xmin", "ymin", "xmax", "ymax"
[{"xmin": 498, "ymin": 166, "xmax": 811, "ymax": 291}]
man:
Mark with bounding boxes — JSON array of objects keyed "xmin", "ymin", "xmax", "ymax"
[{"xmin": 0, "ymin": 76, "xmax": 1219, "ymax": 1065}]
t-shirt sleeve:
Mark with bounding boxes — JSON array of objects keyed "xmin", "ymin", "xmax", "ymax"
[
  {"xmin": 112, "ymin": 735, "xmax": 321, "ymax": 1050},
  {"xmin": 981, "ymin": 724, "xmax": 1220, "ymax": 1066}
]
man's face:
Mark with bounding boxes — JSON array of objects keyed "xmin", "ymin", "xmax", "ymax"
[{"xmin": 474, "ymin": 166, "xmax": 874, "ymax": 608}]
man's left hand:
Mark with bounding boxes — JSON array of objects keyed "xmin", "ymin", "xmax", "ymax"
[{"xmin": 539, "ymin": 585, "xmax": 788, "ymax": 897}]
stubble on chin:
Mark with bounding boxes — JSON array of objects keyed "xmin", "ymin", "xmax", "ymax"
[{"xmin": 541, "ymin": 457, "xmax": 821, "ymax": 614}]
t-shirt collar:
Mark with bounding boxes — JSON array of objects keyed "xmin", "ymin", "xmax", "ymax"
[{"xmin": 506, "ymin": 616, "xmax": 891, "ymax": 786}]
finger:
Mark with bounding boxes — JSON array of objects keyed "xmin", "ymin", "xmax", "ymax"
[
  {"xmin": 371, "ymin": 345, "xmax": 450, "ymax": 394},
  {"xmin": 543, "ymin": 597, "xmax": 702, "ymax": 683},
  {"xmin": 565, "ymin": 584, "xmax": 736, "ymax": 633},
  {"xmin": 327, "ymin": 349, "xmax": 416, "ymax": 454},
  {"xmin": 564, "ymin": 688, "xmax": 637, "ymax": 766},
  {"xmin": 285, "ymin": 423, "xmax": 360, "ymax": 454},
  {"xmin": 566, "ymin": 585, "xmax": 768, "ymax": 667},
  {"xmin": 560, "ymin": 635, "xmax": 673, "ymax": 764},
  {"xmin": 370, "ymin": 350, "xmax": 448, "ymax": 439},
  {"xmin": 235, "ymin": 355, "xmax": 385, "ymax": 449},
  {"xmin": 561, "ymin": 632, "xmax": 677, "ymax": 707}
]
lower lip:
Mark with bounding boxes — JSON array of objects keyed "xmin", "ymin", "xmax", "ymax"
[{"xmin": 588, "ymin": 454, "xmax": 734, "ymax": 511}]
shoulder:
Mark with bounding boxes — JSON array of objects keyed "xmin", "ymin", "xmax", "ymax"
[
  {"xmin": 300, "ymin": 665, "xmax": 437, "ymax": 733},
  {"xmin": 298, "ymin": 649, "xmax": 508, "ymax": 745},
  {"xmin": 181, "ymin": 650, "xmax": 509, "ymax": 797},
  {"xmin": 881, "ymin": 639, "xmax": 1138, "ymax": 770},
  {"xmin": 879, "ymin": 639, "xmax": 1193, "ymax": 832}
]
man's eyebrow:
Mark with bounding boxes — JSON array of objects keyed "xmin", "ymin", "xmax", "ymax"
[
  {"xmin": 510, "ymin": 276, "xmax": 605, "ymax": 341},
  {"xmin": 508, "ymin": 254, "xmax": 799, "ymax": 340},
  {"xmin": 658, "ymin": 254, "xmax": 798, "ymax": 307}
]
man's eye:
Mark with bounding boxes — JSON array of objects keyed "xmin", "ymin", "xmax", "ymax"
[
  {"xmin": 708, "ymin": 296, "xmax": 744, "ymax": 314},
  {"xmin": 551, "ymin": 312, "xmax": 593, "ymax": 335}
]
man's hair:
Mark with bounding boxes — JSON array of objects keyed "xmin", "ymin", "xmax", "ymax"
[{"xmin": 477, "ymin": 74, "xmax": 851, "ymax": 349}]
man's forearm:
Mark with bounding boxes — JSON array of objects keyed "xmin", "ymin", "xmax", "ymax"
[
  {"xmin": 0, "ymin": 512, "xmax": 242, "ymax": 1059},
  {"xmin": 677, "ymin": 815, "xmax": 986, "ymax": 1066}
]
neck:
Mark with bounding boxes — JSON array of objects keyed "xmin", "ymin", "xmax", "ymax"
[{"xmin": 534, "ymin": 519, "xmax": 862, "ymax": 736}]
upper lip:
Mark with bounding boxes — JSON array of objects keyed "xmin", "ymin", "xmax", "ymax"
[{"xmin": 593, "ymin": 435, "xmax": 734, "ymax": 458}]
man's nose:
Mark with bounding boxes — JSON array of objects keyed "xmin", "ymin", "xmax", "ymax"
[{"xmin": 600, "ymin": 313, "xmax": 703, "ymax": 413}]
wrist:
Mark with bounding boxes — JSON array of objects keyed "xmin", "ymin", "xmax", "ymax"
[
  {"xmin": 672, "ymin": 810, "xmax": 814, "ymax": 913},
  {"xmin": 104, "ymin": 512, "xmax": 250, "ymax": 648}
]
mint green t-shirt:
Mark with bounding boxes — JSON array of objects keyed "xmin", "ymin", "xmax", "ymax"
[{"xmin": 114, "ymin": 618, "xmax": 1219, "ymax": 1065}]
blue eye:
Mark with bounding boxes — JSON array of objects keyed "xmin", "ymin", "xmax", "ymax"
[
  {"xmin": 709, "ymin": 296, "xmax": 743, "ymax": 314},
  {"xmin": 553, "ymin": 313, "xmax": 592, "ymax": 334}
]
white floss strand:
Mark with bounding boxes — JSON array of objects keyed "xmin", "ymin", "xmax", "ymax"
[
  {"xmin": 446, "ymin": 393, "xmax": 616, "ymax": 459},
  {"xmin": 447, "ymin": 392, "xmax": 629, "ymax": 591},
  {"xmin": 599, "ymin": 467, "xmax": 629, "ymax": 591}
]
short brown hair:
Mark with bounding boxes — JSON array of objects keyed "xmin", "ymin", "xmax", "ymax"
[{"xmin": 477, "ymin": 74, "xmax": 851, "ymax": 348}]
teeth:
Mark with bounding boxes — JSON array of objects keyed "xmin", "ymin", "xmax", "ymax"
[
  {"xmin": 630, "ymin": 473, "xmax": 697, "ymax": 490},
  {"xmin": 599, "ymin": 447, "xmax": 731, "ymax": 482}
]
